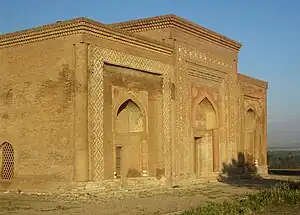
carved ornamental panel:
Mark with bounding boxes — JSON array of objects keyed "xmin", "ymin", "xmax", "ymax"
[
  {"xmin": 88, "ymin": 46, "xmax": 172, "ymax": 180},
  {"xmin": 175, "ymin": 44, "xmax": 234, "ymax": 174}
]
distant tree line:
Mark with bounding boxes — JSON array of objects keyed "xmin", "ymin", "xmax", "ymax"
[{"xmin": 268, "ymin": 150, "xmax": 300, "ymax": 169}]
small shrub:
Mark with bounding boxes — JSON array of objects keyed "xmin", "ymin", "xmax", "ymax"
[{"xmin": 181, "ymin": 180, "xmax": 300, "ymax": 215}]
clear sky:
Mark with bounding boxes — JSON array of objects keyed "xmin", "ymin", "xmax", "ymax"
[{"xmin": 1, "ymin": 0, "xmax": 299, "ymax": 147}]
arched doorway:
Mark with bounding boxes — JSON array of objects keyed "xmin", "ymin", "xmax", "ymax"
[
  {"xmin": 0, "ymin": 142, "xmax": 14, "ymax": 180},
  {"xmin": 245, "ymin": 109, "xmax": 256, "ymax": 164},
  {"xmin": 194, "ymin": 97, "xmax": 218, "ymax": 175},
  {"xmin": 115, "ymin": 99, "xmax": 145, "ymax": 178}
]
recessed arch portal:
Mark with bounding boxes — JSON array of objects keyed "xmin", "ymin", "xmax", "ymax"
[
  {"xmin": 193, "ymin": 96, "xmax": 219, "ymax": 175},
  {"xmin": 245, "ymin": 108, "xmax": 256, "ymax": 164},
  {"xmin": 246, "ymin": 109, "xmax": 256, "ymax": 130},
  {"xmin": 114, "ymin": 98, "xmax": 147, "ymax": 178},
  {"xmin": 195, "ymin": 97, "xmax": 217, "ymax": 130}
]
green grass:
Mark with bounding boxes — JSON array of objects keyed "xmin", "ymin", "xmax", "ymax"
[{"xmin": 181, "ymin": 181, "xmax": 300, "ymax": 215}]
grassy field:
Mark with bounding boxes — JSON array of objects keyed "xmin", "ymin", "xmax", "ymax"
[{"xmin": 180, "ymin": 180, "xmax": 300, "ymax": 215}]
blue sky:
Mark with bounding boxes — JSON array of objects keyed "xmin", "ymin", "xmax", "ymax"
[{"xmin": 1, "ymin": 0, "xmax": 299, "ymax": 147}]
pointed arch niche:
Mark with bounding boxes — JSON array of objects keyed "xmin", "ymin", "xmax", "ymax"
[
  {"xmin": 113, "ymin": 97, "xmax": 148, "ymax": 178},
  {"xmin": 193, "ymin": 96, "xmax": 219, "ymax": 175},
  {"xmin": 245, "ymin": 108, "xmax": 256, "ymax": 164},
  {"xmin": 116, "ymin": 99, "xmax": 144, "ymax": 133}
]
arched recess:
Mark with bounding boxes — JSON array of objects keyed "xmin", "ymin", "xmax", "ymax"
[
  {"xmin": 245, "ymin": 108, "xmax": 256, "ymax": 164},
  {"xmin": 113, "ymin": 98, "xmax": 147, "ymax": 178},
  {"xmin": 0, "ymin": 142, "xmax": 14, "ymax": 180},
  {"xmin": 195, "ymin": 98, "xmax": 218, "ymax": 130},
  {"xmin": 113, "ymin": 92, "xmax": 148, "ymax": 132},
  {"xmin": 193, "ymin": 93, "xmax": 219, "ymax": 129},
  {"xmin": 193, "ymin": 96, "xmax": 219, "ymax": 175},
  {"xmin": 116, "ymin": 99, "xmax": 144, "ymax": 133}
]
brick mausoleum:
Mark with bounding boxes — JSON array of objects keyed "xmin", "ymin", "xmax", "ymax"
[{"xmin": 0, "ymin": 14, "xmax": 268, "ymax": 192}]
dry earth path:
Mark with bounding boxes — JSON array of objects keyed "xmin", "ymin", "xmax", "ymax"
[{"xmin": 0, "ymin": 182, "xmax": 262, "ymax": 215}]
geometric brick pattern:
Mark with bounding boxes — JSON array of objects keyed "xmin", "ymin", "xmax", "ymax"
[
  {"xmin": 89, "ymin": 45, "xmax": 172, "ymax": 181},
  {"xmin": 176, "ymin": 45, "xmax": 232, "ymax": 174},
  {"xmin": 228, "ymin": 70, "xmax": 237, "ymax": 159},
  {"xmin": 162, "ymin": 70, "xmax": 172, "ymax": 177},
  {"xmin": 176, "ymin": 45, "xmax": 233, "ymax": 72},
  {"xmin": 88, "ymin": 53, "xmax": 104, "ymax": 181},
  {"xmin": 175, "ymin": 47, "xmax": 186, "ymax": 175},
  {"xmin": 219, "ymin": 79, "xmax": 229, "ymax": 163}
]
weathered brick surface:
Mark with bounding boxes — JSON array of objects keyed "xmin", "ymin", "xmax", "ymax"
[
  {"xmin": 0, "ymin": 15, "xmax": 268, "ymax": 193},
  {"xmin": 0, "ymin": 35, "xmax": 81, "ymax": 190}
]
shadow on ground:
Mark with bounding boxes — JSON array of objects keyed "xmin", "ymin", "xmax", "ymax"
[
  {"xmin": 217, "ymin": 152, "xmax": 300, "ymax": 189},
  {"xmin": 269, "ymin": 169, "xmax": 300, "ymax": 176}
]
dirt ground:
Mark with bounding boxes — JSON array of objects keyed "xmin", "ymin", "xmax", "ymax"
[
  {"xmin": 0, "ymin": 182, "xmax": 260, "ymax": 215},
  {"xmin": 2, "ymin": 176, "xmax": 299, "ymax": 215}
]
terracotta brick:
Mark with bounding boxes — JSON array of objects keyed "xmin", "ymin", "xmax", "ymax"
[{"xmin": 0, "ymin": 14, "xmax": 268, "ymax": 193}]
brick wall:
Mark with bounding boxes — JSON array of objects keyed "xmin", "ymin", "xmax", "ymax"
[{"xmin": 0, "ymin": 35, "xmax": 81, "ymax": 190}]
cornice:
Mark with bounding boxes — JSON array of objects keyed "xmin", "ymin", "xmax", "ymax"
[
  {"xmin": 238, "ymin": 73, "xmax": 268, "ymax": 89},
  {"xmin": 0, "ymin": 18, "xmax": 173, "ymax": 56},
  {"xmin": 109, "ymin": 14, "xmax": 242, "ymax": 52},
  {"xmin": 187, "ymin": 62, "xmax": 227, "ymax": 83}
]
